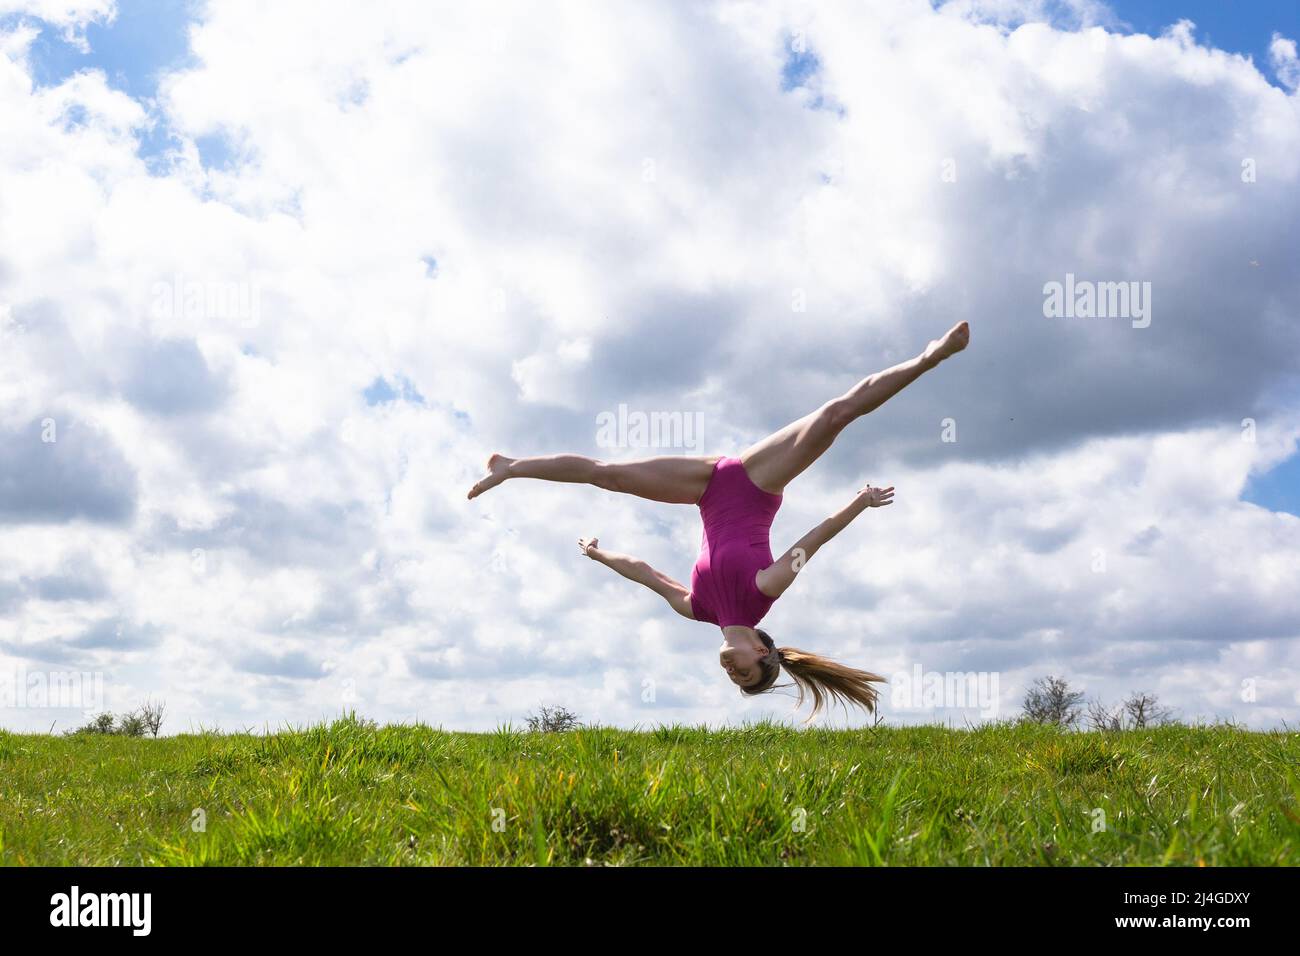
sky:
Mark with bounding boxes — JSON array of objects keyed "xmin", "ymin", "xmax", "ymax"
[{"xmin": 0, "ymin": 0, "xmax": 1297, "ymax": 733}]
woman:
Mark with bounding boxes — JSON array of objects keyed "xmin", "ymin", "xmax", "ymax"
[{"xmin": 468, "ymin": 321, "xmax": 970, "ymax": 718}]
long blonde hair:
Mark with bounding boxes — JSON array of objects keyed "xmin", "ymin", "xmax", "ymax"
[{"xmin": 742, "ymin": 628, "xmax": 887, "ymax": 721}]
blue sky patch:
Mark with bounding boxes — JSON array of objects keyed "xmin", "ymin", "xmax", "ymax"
[
  {"xmin": 1242, "ymin": 451, "xmax": 1300, "ymax": 517},
  {"xmin": 194, "ymin": 132, "xmax": 238, "ymax": 171},
  {"xmin": 6, "ymin": 0, "xmax": 196, "ymax": 99},
  {"xmin": 364, "ymin": 376, "xmax": 426, "ymax": 407},
  {"xmin": 781, "ymin": 37, "xmax": 820, "ymax": 92}
]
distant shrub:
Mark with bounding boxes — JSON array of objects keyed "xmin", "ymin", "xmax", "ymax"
[
  {"xmin": 117, "ymin": 711, "xmax": 147, "ymax": 737},
  {"xmin": 140, "ymin": 699, "xmax": 166, "ymax": 737},
  {"xmin": 1086, "ymin": 698, "xmax": 1123, "ymax": 732},
  {"xmin": 80, "ymin": 713, "xmax": 118, "ymax": 735},
  {"xmin": 1021, "ymin": 676, "xmax": 1084, "ymax": 728},
  {"xmin": 67, "ymin": 702, "xmax": 165, "ymax": 738},
  {"xmin": 1088, "ymin": 691, "xmax": 1176, "ymax": 731},
  {"xmin": 526, "ymin": 705, "xmax": 582, "ymax": 733},
  {"xmin": 1122, "ymin": 692, "xmax": 1175, "ymax": 728}
]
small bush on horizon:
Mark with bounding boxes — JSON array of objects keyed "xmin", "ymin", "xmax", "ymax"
[
  {"xmin": 1021, "ymin": 675, "xmax": 1085, "ymax": 727},
  {"xmin": 526, "ymin": 705, "xmax": 581, "ymax": 733},
  {"xmin": 67, "ymin": 702, "xmax": 166, "ymax": 738}
]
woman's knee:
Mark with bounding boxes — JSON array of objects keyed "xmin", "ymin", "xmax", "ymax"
[
  {"xmin": 591, "ymin": 460, "xmax": 623, "ymax": 492},
  {"xmin": 822, "ymin": 398, "xmax": 857, "ymax": 433}
]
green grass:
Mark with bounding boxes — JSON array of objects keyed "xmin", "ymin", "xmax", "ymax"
[{"xmin": 1, "ymin": 716, "xmax": 1297, "ymax": 865}]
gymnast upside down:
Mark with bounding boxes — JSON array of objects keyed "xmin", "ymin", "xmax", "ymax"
[{"xmin": 468, "ymin": 321, "xmax": 970, "ymax": 719}]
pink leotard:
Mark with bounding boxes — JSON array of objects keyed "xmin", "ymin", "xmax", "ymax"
[{"xmin": 688, "ymin": 456, "xmax": 783, "ymax": 629}]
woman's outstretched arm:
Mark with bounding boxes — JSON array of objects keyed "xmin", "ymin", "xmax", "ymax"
[
  {"xmin": 755, "ymin": 485, "xmax": 894, "ymax": 599},
  {"xmin": 578, "ymin": 536, "xmax": 695, "ymax": 619}
]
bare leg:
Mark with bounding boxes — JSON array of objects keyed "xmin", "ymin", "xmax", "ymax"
[
  {"xmin": 741, "ymin": 321, "xmax": 970, "ymax": 494},
  {"xmin": 468, "ymin": 452, "xmax": 722, "ymax": 505}
]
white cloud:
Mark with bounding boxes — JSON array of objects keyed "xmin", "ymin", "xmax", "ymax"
[
  {"xmin": 1271, "ymin": 32, "xmax": 1300, "ymax": 91},
  {"xmin": 511, "ymin": 338, "xmax": 594, "ymax": 410},
  {"xmin": 0, "ymin": 0, "xmax": 115, "ymax": 51},
  {"xmin": 1, "ymin": 0, "xmax": 1298, "ymax": 731}
]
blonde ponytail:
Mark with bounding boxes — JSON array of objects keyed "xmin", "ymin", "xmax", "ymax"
[{"xmin": 744, "ymin": 629, "xmax": 887, "ymax": 721}]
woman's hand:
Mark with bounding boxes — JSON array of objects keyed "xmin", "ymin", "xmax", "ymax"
[
  {"xmin": 577, "ymin": 536, "xmax": 600, "ymax": 558},
  {"xmin": 857, "ymin": 485, "xmax": 895, "ymax": 508}
]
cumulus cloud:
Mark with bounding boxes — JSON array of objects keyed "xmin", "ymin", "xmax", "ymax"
[
  {"xmin": 0, "ymin": 0, "xmax": 115, "ymax": 50},
  {"xmin": 1271, "ymin": 32, "xmax": 1300, "ymax": 91},
  {"xmin": 0, "ymin": 0, "xmax": 1298, "ymax": 731},
  {"xmin": 0, "ymin": 419, "xmax": 137, "ymax": 524}
]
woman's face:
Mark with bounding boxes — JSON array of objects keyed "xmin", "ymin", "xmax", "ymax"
[{"xmin": 719, "ymin": 628, "xmax": 768, "ymax": 687}]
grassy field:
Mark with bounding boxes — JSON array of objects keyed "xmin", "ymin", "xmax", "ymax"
[{"xmin": 1, "ymin": 716, "xmax": 1297, "ymax": 866}]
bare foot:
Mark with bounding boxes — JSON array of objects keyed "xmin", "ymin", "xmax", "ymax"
[
  {"xmin": 467, "ymin": 453, "xmax": 514, "ymax": 499},
  {"xmin": 923, "ymin": 321, "xmax": 970, "ymax": 367}
]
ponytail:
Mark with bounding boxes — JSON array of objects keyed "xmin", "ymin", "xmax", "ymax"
[{"xmin": 743, "ymin": 629, "xmax": 887, "ymax": 721}]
